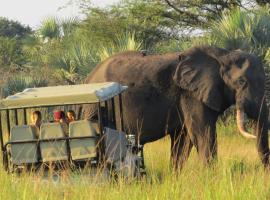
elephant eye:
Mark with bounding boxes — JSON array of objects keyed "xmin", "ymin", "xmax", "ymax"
[{"xmin": 237, "ymin": 78, "xmax": 247, "ymax": 87}]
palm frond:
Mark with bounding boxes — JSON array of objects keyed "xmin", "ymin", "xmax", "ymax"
[
  {"xmin": 39, "ymin": 17, "xmax": 61, "ymax": 40},
  {"xmin": 98, "ymin": 32, "xmax": 142, "ymax": 61}
]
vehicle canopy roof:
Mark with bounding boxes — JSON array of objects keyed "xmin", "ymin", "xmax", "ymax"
[{"xmin": 0, "ymin": 82, "xmax": 128, "ymax": 110}]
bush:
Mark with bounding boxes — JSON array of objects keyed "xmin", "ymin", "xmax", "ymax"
[
  {"xmin": 0, "ymin": 36, "xmax": 25, "ymax": 67},
  {"xmin": 3, "ymin": 75, "xmax": 48, "ymax": 97}
]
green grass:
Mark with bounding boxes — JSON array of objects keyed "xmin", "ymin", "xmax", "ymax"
[{"xmin": 0, "ymin": 123, "xmax": 269, "ymax": 200}]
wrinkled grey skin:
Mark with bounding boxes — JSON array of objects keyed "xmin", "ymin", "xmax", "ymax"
[{"xmin": 83, "ymin": 46, "xmax": 269, "ymax": 169}]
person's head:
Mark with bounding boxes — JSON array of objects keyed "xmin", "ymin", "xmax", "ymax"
[
  {"xmin": 31, "ymin": 111, "xmax": 42, "ymax": 124},
  {"xmin": 54, "ymin": 110, "xmax": 65, "ymax": 122},
  {"xmin": 67, "ymin": 110, "xmax": 76, "ymax": 122}
]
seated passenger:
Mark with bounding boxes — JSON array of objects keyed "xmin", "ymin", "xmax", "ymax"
[
  {"xmin": 53, "ymin": 110, "xmax": 69, "ymax": 136},
  {"xmin": 30, "ymin": 110, "xmax": 42, "ymax": 137},
  {"xmin": 66, "ymin": 110, "xmax": 76, "ymax": 124}
]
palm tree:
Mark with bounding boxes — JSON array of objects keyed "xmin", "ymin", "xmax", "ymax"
[
  {"xmin": 210, "ymin": 7, "xmax": 270, "ymax": 57},
  {"xmin": 204, "ymin": 6, "xmax": 270, "ymax": 103},
  {"xmin": 39, "ymin": 17, "xmax": 61, "ymax": 41},
  {"xmin": 23, "ymin": 17, "xmax": 90, "ymax": 85},
  {"xmin": 98, "ymin": 32, "xmax": 143, "ymax": 61}
]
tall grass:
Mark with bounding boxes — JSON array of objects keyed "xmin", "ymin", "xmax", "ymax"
[{"xmin": 0, "ymin": 122, "xmax": 269, "ymax": 200}]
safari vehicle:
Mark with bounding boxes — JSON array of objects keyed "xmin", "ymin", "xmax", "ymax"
[{"xmin": 0, "ymin": 82, "xmax": 145, "ymax": 176}]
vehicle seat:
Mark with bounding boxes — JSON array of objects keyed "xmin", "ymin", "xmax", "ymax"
[
  {"xmin": 69, "ymin": 120, "xmax": 97, "ymax": 161},
  {"xmin": 104, "ymin": 127, "xmax": 128, "ymax": 164},
  {"xmin": 90, "ymin": 121, "xmax": 100, "ymax": 134},
  {"xmin": 39, "ymin": 123, "xmax": 68, "ymax": 162},
  {"xmin": 10, "ymin": 125, "xmax": 38, "ymax": 165}
]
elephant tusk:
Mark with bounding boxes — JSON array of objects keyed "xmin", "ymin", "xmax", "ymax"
[{"xmin": 236, "ymin": 109, "xmax": 256, "ymax": 139}]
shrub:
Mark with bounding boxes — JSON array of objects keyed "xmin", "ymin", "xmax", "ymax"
[
  {"xmin": 97, "ymin": 32, "xmax": 143, "ymax": 61},
  {"xmin": 3, "ymin": 75, "xmax": 48, "ymax": 97}
]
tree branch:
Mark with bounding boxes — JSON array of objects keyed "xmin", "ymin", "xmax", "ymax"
[{"xmin": 163, "ymin": 0, "xmax": 200, "ymax": 24}]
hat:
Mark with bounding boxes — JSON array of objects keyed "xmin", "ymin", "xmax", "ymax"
[{"xmin": 54, "ymin": 110, "xmax": 62, "ymax": 121}]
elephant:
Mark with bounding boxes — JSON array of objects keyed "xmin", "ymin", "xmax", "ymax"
[{"xmin": 83, "ymin": 46, "xmax": 269, "ymax": 169}]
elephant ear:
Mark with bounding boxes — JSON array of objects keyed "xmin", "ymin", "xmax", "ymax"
[{"xmin": 174, "ymin": 52, "xmax": 224, "ymax": 111}]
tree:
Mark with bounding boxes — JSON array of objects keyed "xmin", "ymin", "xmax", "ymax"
[
  {"xmin": 22, "ymin": 17, "xmax": 94, "ymax": 84},
  {"xmin": 74, "ymin": 0, "xmax": 256, "ymax": 32},
  {"xmin": 161, "ymin": 0, "xmax": 270, "ymax": 29},
  {"xmin": 76, "ymin": 1, "xmax": 179, "ymax": 49},
  {"xmin": 0, "ymin": 17, "xmax": 32, "ymax": 39},
  {"xmin": 97, "ymin": 32, "xmax": 142, "ymax": 61},
  {"xmin": 255, "ymin": 0, "xmax": 269, "ymax": 6},
  {"xmin": 209, "ymin": 7, "xmax": 270, "ymax": 57},
  {"xmin": 39, "ymin": 17, "xmax": 61, "ymax": 40},
  {"xmin": 0, "ymin": 36, "xmax": 24, "ymax": 67},
  {"xmin": 0, "ymin": 18, "xmax": 32, "ymax": 68},
  {"xmin": 72, "ymin": 0, "xmax": 268, "ymax": 50}
]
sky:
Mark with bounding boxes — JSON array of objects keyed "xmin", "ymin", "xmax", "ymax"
[{"xmin": 0, "ymin": 0, "xmax": 119, "ymax": 29}]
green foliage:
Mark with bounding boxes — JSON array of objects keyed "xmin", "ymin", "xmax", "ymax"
[
  {"xmin": 119, "ymin": 0, "xmax": 176, "ymax": 47},
  {"xmin": 159, "ymin": 0, "xmax": 243, "ymax": 28},
  {"xmin": 3, "ymin": 75, "xmax": 48, "ymax": 97},
  {"xmin": 52, "ymin": 41, "xmax": 96, "ymax": 84},
  {"xmin": 21, "ymin": 17, "xmax": 91, "ymax": 84},
  {"xmin": 0, "ymin": 36, "xmax": 24, "ymax": 67},
  {"xmin": 98, "ymin": 33, "xmax": 142, "ymax": 61},
  {"xmin": 61, "ymin": 17, "xmax": 79, "ymax": 37},
  {"xmin": 256, "ymin": 0, "xmax": 269, "ymax": 6},
  {"xmin": 207, "ymin": 7, "xmax": 270, "ymax": 57},
  {"xmin": 38, "ymin": 17, "xmax": 79, "ymax": 40},
  {"xmin": 252, "ymin": 6, "xmax": 270, "ymax": 56},
  {"xmin": 21, "ymin": 35, "xmax": 44, "ymax": 66},
  {"xmin": 265, "ymin": 48, "xmax": 270, "ymax": 65},
  {"xmin": 154, "ymin": 34, "xmax": 214, "ymax": 54},
  {"xmin": 39, "ymin": 17, "xmax": 61, "ymax": 40},
  {"xmin": 21, "ymin": 13, "xmax": 144, "ymax": 84},
  {"xmin": 1, "ymin": 0, "xmax": 269, "ymax": 88},
  {"xmin": 0, "ymin": 17, "xmax": 32, "ymax": 39},
  {"xmin": 77, "ymin": 1, "xmax": 177, "ymax": 49},
  {"xmin": 76, "ymin": 0, "xmax": 261, "ymax": 32},
  {"xmin": 211, "ymin": 9, "xmax": 251, "ymax": 50},
  {"xmin": 0, "ymin": 18, "xmax": 32, "ymax": 68}
]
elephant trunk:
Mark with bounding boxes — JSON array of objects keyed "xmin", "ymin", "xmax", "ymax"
[
  {"xmin": 236, "ymin": 109, "xmax": 256, "ymax": 139},
  {"xmin": 254, "ymin": 100, "xmax": 269, "ymax": 167}
]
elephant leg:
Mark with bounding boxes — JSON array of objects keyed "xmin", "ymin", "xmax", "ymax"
[
  {"xmin": 170, "ymin": 129, "xmax": 193, "ymax": 170},
  {"xmin": 193, "ymin": 126, "xmax": 217, "ymax": 165},
  {"xmin": 180, "ymin": 95, "xmax": 218, "ymax": 165}
]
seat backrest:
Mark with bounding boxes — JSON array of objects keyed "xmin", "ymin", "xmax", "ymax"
[
  {"xmin": 104, "ymin": 127, "xmax": 128, "ymax": 164},
  {"xmin": 69, "ymin": 120, "xmax": 97, "ymax": 160},
  {"xmin": 39, "ymin": 123, "xmax": 68, "ymax": 162},
  {"xmin": 40, "ymin": 122, "xmax": 65, "ymax": 139},
  {"xmin": 90, "ymin": 122, "xmax": 100, "ymax": 134},
  {"xmin": 10, "ymin": 125, "xmax": 38, "ymax": 165},
  {"xmin": 11, "ymin": 125, "xmax": 36, "ymax": 141},
  {"xmin": 69, "ymin": 120, "xmax": 96, "ymax": 137}
]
